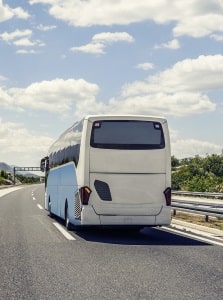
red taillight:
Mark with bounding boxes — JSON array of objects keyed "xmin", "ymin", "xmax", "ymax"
[
  {"xmin": 79, "ymin": 186, "xmax": 92, "ymax": 205},
  {"xmin": 164, "ymin": 187, "xmax": 171, "ymax": 206}
]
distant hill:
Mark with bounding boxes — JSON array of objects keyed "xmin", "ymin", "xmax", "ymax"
[
  {"xmin": 0, "ymin": 163, "xmax": 40, "ymax": 178},
  {"xmin": 0, "ymin": 162, "xmax": 13, "ymax": 173},
  {"xmin": 22, "ymin": 172, "xmax": 40, "ymax": 178}
]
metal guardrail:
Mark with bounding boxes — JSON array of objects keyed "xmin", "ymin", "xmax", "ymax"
[
  {"xmin": 172, "ymin": 198, "xmax": 223, "ymax": 222},
  {"xmin": 172, "ymin": 190, "xmax": 223, "ymax": 199}
]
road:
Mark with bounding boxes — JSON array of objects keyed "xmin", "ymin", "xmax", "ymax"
[{"xmin": 0, "ymin": 185, "xmax": 222, "ymax": 300}]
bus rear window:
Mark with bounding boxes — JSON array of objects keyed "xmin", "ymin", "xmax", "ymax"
[{"xmin": 90, "ymin": 120, "xmax": 165, "ymax": 149}]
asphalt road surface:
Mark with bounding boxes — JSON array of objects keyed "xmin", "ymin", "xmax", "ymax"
[{"xmin": 0, "ymin": 184, "xmax": 222, "ymax": 300}]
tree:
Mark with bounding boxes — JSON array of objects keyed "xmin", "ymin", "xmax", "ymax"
[{"xmin": 172, "ymin": 153, "xmax": 223, "ymax": 192}]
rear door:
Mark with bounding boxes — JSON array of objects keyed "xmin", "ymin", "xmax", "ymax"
[{"xmin": 88, "ymin": 118, "xmax": 168, "ymax": 216}]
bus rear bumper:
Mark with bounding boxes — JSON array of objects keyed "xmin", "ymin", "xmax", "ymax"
[{"xmin": 81, "ymin": 206, "xmax": 171, "ymax": 226}]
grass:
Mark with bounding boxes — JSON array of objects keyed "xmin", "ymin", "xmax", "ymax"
[{"xmin": 171, "ymin": 211, "xmax": 223, "ymax": 231}]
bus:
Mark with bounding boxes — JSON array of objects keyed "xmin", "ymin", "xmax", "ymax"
[{"xmin": 40, "ymin": 115, "xmax": 171, "ymax": 230}]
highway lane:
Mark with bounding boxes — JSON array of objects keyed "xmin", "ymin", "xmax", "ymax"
[{"xmin": 0, "ymin": 185, "xmax": 222, "ymax": 300}]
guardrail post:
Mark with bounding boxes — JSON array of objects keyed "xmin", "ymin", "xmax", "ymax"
[
  {"xmin": 205, "ymin": 215, "xmax": 209, "ymax": 222},
  {"xmin": 13, "ymin": 167, "xmax": 16, "ymax": 185}
]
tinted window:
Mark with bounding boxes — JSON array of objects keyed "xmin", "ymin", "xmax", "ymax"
[{"xmin": 90, "ymin": 120, "xmax": 165, "ymax": 149}]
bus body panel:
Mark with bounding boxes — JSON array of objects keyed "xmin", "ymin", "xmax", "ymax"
[
  {"xmin": 89, "ymin": 148, "xmax": 166, "ymax": 174},
  {"xmin": 46, "ymin": 162, "xmax": 80, "ymax": 225},
  {"xmin": 90, "ymin": 173, "xmax": 166, "ymax": 213},
  {"xmin": 46, "ymin": 167, "xmax": 60, "ymax": 215}
]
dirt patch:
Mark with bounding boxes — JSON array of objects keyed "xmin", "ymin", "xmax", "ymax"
[{"xmin": 171, "ymin": 211, "xmax": 223, "ymax": 231}]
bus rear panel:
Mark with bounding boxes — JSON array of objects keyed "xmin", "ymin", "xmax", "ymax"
[{"xmin": 79, "ymin": 116, "xmax": 171, "ymax": 226}]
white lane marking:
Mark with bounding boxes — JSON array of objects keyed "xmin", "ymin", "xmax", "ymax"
[
  {"xmin": 37, "ymin": 204, "xmax": 43, "ymax": 210},
  {"xmin": 33, "ymin": 197, "xmax": 36, "ymax": 201},
  {"xmin": 164, "ymin": 227, "xmax": 223, "ymax": 247},
  {"xmin": 53, "ymin": 222, "xmax": 76, "ymax": 241},
  {"xmin": 171, "ymin": 223, "xmax": 223, "ymax": 242}
]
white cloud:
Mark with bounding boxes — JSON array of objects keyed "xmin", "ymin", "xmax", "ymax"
[
  {"xmin": 0, "ymin": 29, "xmax": 45, "ymax": 51},
  {"xmin": 170, "ymin": 129, "xmax": 222, "ymax": 158},
  {"xmin": 10, "ymin": 6, "xmax": 30, "ymax": 20},
  {"xmin": 0, "ymin": 87, "xmax": 13, "ymax": 105},
  {"xmin": 71, "ymin": 31, "xmax": 134, "ymax": 55},
  {"xmin": 14, "ymin": 38, "xmax": 36, "ymax": 47},
  {"xmin": 0, "ymin": 1, "xmax": 30, "ymax": 22},
  {"xmin": 29, "ymin": 0, "xmax": 223, "ymax": 38},
  {"xmin": 0, "ymin": 29, "xmax": 32, "ymax": 42},
  {"xmin": 71, "ymin": 42, "xmax": 105, "ymax": 54},
  {"xmin": 173, "ymin": 14, "xmax": 223, "ymax": 38},
  {"xmin": 106, "ymin": 92, "xmax": 215, "ymax": 117},
  {"xmin": 0, "ymin": 118, "xmax": 54, "ymax": 166},
  {"xmin": 122, "ymin": 55, "xmax": 223, "ymax": 96},
  {"xmin": 136, "ymin": 62, "xmax": 154, "ymax": 71},
  {"xmin": 16, "ymin": 49, "xmax": 38, "ymax": 54},
  {"xmin": 2, "ymin": 55, "xmax": 222, "ymax": 118},
  {"xmin": 36, "ymin": 24, "xmax": 57, "ymax": 31},
  {"xmin": 14, "ymin": 38, "xmax": 45, "ymax": 48},
  {"xmin": 105, "ymin": 54, "xmax": 223, "ymax": 117},
  {"xmin": 0, "ymin": 78, "xmax": 101, "ymax": 118},
  {"xmin": 155, "ymin": 39, "xmax": 180, "ymax": 50},
  {"xmin": 210, "ymin": 34, "xmax": 223, "ymax": 41},
  {"xmin": 92, "ymin": 32, "xmax": 134, "ymax": 43},
  {"xmin": 0, "ymin": 75, "xmax": 8, "ymax": 81},
  {"xmin": 101, "ymin": 54, "xmax": 223, "ymax": 117}
]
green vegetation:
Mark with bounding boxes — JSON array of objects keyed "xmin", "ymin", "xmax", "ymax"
[
  {"xmin": 14, "ymin": 174, "xmax": 40, "ymax": 184},
  {"xmin": 172, "ymin": 152, "xmax": 223, "ymax": 192},
  {"xmin": 0, "ymin": 170, "xmax": 12, "ymax": 185},
  {"xmin": 0, "ymin": 169, "xmax": 40, "ymax": 185}
]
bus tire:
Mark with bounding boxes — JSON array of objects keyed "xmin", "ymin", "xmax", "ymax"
[
  {"xmin": 48, "ymin": 198, "xmax": 53, "ymax": 218},
  {"xmin": 65, "ymin": 202, "xmax": 72, "ymax": 231}
]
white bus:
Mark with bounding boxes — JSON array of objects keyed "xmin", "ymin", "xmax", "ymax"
[{"xmin": 40, "ymin": 115, "xmax": 171, "ymax": 229}]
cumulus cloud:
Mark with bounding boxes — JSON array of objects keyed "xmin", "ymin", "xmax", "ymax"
[
  {"xmin": 0, "ymin": 29, "xmax": 32, "ymax": 42},
  {"xmin": 173, "ymin": 14, "xmax": 223, "ymax": 38},
  {"xmin": 13, "ymin": 38, "xmax": 36, "ymax": 47},
  {"xmin": 117, "ymin": 55, "xmax": 223, "ymax": 116},
  {"xmin": 154, "ymin": 39, "xmax": 180, "ymax": 50},
  {"xmin": 0, "ymin": 118, "xmax": 54, "ymax": 166},
  {"xmin": 106, "ymin": 92, "xmax": 215, "ymax": 117},
  {"xmin": 0, "ymin": 75, "xmax": 8, "ymax": 81},
  {"xmin": 92, "ymin": 32, "xmax": 134, "ymax": 43},
  {"xmin": 0, "ymin": 29, "xmax": 45, "ymax": 52},
  {"xmin": 0, "ymin": 1, "xmax": 30, "ymax": 22},
  {"xmin": 136, "ymin": 62, "xmax": 154, "ymax": 71},
  {"xmin": 16, "ymin": 49, "xmax": 39, "ymax": 54},
  {"xmin": 1, "ymin": 55, "xmax": 223, "ymax": 118},
  {"xmin": 0, "ymin": 78, "xmax": 101, "ymax": 117},
  {"xmin": 210, "ymin": 34, "xmax": 223, "ymax": 41},
  {"xmin": 71, "ymin": 42, "xmax": 106, "ymax": 55},
  {"xmin": 36, "ymin": 24, "xmax": 57, "ymax": 31},
  {"xmin": 170, "ymin": 129, "xmax": 222, "ymax": 158},
  {"xmin": 71, "ymin": 31, "xmax": 134, "ymax": 55},
  {"xmin": 29, "ymin": 0, "xmax": 223, "ymax": 38}
]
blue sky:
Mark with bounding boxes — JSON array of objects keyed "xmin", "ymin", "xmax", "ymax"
[{"xmin": 1, "ymin": 0, "xmax": 223, "ymax": 167}]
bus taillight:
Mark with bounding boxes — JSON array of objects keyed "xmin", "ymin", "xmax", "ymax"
[
  {"xmin": 164, "ymin": 187, "xmax": 171, "ymax": 206},
  {"xmin": 80, "ymin": 186, "xmax": 92, "ymax": 205}
]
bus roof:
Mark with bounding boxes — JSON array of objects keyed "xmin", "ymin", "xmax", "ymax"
[{"xmin": 84, "ymin": 115, "xmax": 167, "ymax": 123}]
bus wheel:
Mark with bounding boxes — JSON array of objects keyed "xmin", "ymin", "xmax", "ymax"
[
  {"xmin": 48, "ymin": 198, "xmax": 53, "ymax": 218},
  {"xmin": 65, "ymin": 203, "xmax": 72, "ymax": 231}
]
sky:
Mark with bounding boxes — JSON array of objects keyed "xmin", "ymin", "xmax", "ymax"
[{"xmin": 1, "ymin": 0, "xmax": 223, "ymax": 168}]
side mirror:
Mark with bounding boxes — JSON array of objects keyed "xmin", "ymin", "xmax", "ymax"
[{"xmin": 40, "ymin": 156, "xmax": 49, "ymax": 172}]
